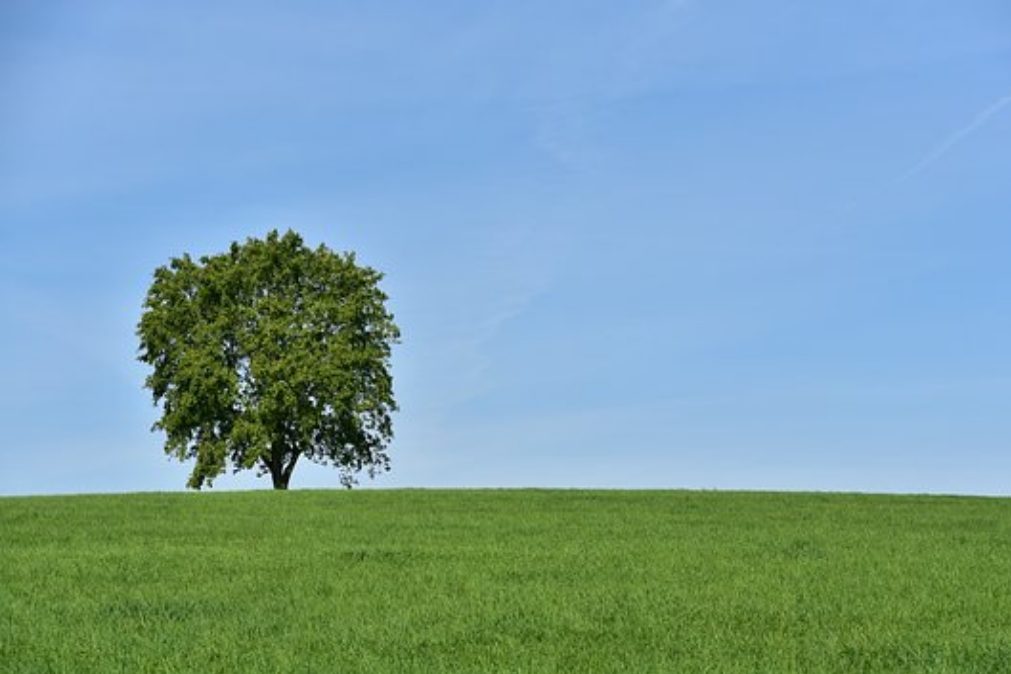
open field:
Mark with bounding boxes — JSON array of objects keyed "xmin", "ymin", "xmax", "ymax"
[{"xmin": 2, "ymin": 489, "xmax": 1010, "ymax": 673}]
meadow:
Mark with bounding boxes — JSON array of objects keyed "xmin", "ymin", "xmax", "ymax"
[{"xmin": 2, "ymin": 489, "xmax": 1010, "ymax": 672}]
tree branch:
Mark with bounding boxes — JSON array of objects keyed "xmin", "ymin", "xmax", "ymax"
[{"xmin": 282, "ymin": 452, "xmax": 300, "ymax": 482}]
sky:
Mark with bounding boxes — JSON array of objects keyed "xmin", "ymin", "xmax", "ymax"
[{"xmin": 1, "ymin": 1, "xmax": 1010, "ymax": 496}]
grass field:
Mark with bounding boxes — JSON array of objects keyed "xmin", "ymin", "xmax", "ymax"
[{"xmin": 2, "ymin": 489, "xmax": 1010, "ymax": 673}]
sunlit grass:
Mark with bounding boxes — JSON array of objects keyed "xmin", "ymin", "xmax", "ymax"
[{"xmin": 2, "ymin": 489, "xmax": 1010, "ymax": 672}]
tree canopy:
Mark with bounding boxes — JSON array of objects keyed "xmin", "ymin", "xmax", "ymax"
[{"xmin": 137, "ymin": 230, "xmax": 399, "ymax": 489}]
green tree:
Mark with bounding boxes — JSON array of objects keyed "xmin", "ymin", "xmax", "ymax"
[{"xmin": 137, "ymin": 230, "xmax": 400, "ymax": 490}]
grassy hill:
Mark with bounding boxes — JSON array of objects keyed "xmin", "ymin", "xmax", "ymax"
[{"xmin": 2, "ymin": 489, "xmax": 1010, "ymax": 672}]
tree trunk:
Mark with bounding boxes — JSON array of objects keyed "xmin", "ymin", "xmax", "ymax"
[
  {"xmin": 267, "ymin": 452, "xmax": 298, "ymax": 490},
  {"xmin": 270, "ymin": 470, "xmax": 290, "ymax": 490}
]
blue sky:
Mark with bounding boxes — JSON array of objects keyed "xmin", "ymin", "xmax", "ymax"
[{"xmin": 2, "ymin": 1, "xmax": 1010, "ymax": 495}]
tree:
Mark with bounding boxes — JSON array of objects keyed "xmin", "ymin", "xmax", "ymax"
[{"xmin": 137, "ymin": 230, "xmax": 400, "ymax": 490}]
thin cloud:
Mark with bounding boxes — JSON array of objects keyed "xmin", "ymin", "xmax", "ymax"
[
  {"xmin": 532, "ymin": 0, "xmax": 696, "ymax": 172},
  {"xmin": 899, "ymin": 92, "xmax": 1011, "ymax": 181}
]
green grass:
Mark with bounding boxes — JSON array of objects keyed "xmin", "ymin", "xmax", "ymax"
[{"xmin": 2, "ymin": 489, "xmax": 1011, "ymax": 672}]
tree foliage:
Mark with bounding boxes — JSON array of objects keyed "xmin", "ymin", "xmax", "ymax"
[{"xmin": 137, "ymin": 230, "xmax": 399, "ymax": 489}]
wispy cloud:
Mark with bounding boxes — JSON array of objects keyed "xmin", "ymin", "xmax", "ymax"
[
  {"xmin": 531, "ymin": 0, "xmax": 696, "ymax": 172},
  {"xmin": 532, "ymin": 99, "xmax": 604, "ymax": 173},
  {"xmin": 899, "ymin": 92, "xmax": 1011, "ymax": 181}
]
